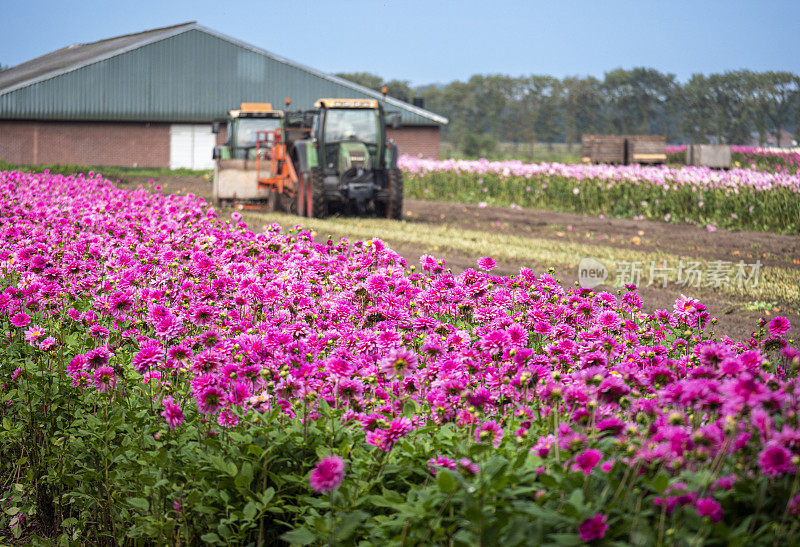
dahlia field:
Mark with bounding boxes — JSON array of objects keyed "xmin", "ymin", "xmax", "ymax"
[
  {"xmin": 2, "ymin": 169, "xmax": 800, "ymax": 545},
  {"xmin": 400, "ymin": 155, "xmax": 800, "ymax": 233},
  {"xmin": 666, "ymin": 146, "xmax": 800, "ymax": 175}
]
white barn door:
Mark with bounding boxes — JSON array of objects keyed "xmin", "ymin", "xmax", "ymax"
[{"xmin": 170, "ymin": 124, "xmax": 215, "ymax": 170}]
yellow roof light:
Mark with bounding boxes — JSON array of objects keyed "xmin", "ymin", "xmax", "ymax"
[
  {"xmin": 314, "ymin": 98, "xmax": 379, "ymax": 109},
  {"xmin": 241, "ymin": 102, "xmax": 273, "ymax": 112}
]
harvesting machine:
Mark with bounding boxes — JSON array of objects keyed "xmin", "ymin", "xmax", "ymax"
[
  {"xmin": 212, "ymin": 97, "xmax": 403, "ymax": 219},
  {"xmin": 211, "ymin": 102, "xmax": 299, "ymax": 209}
]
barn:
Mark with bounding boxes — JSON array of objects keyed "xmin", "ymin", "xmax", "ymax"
[{"xmin": 0, "ymin": 22, "xmax": 447, "ymax": 169}]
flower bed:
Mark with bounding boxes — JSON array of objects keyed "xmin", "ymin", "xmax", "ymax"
[
  {"xmin": 400, "ymin": 155, "xmax": 800, "ymax": 233},
  {"xmin": 667, "ymin": 145, "xmax": 800, "ymax": 174},
  {"xmin": 1, "ymin": 169, "xmax": 799, "ymax": 544}
]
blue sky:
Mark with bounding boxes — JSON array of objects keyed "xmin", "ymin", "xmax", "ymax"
[{"xmin": 2, "ymin": 0, "xmax": 798, "ymax": 86}]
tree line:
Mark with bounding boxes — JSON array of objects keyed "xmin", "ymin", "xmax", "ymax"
[{"xmin": 336, "ymin": 69, "xmax": 800, "ymax": 147}]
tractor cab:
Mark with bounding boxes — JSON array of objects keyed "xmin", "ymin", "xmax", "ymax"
[
  {"xmin": 313, "ymin": 98, "xmax": 384, "ymax": 174},
  {"xmin": 213, "ymin": 103, "xmax": 283, "ymax": 160}
]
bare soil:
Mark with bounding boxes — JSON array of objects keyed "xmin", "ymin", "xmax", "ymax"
[{"xmin": 116, "ymin": 175, "xmax": 800, "ymax": 343}]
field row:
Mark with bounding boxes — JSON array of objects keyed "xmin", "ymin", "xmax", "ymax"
[
  {"xmin": 1, "ymin": 170, "xmax": 799, "ymax": 544},
  {"xmin": 400, "ymin": 155, "xmax": 800, "ymax": 233}
]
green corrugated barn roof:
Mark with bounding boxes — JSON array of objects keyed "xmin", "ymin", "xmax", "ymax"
[{"xmin": 0, "ymin": 22, "xmax": 447, "ymax": 126}]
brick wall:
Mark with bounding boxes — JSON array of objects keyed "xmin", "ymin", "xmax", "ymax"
[
  {"xmin": 0, "ymin": 120, "xmax": 171, "ymax": 167},
  {"xmin": 0, "ymin": 121, "xmax": 440, "ymax": 167},
  {"xmin": 386, "ymin": 126, "xmax": 440, "ymax": 159}
]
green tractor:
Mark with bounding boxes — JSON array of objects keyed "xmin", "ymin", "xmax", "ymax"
[{"xmin": 287, "ymin": 97, "xmax": 403, "ymax": 219}]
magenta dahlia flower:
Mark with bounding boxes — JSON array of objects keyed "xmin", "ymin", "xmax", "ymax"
[
  {"xmin": 458, "ymin": 457, "xmax": 480, "ymax": 476},
  {"xmin": 196, "ymin": 385, "xmax": 226, "ymax": 414},
  {"xmin": 24, "ymin": 324, "xmax": 46, "ymax": 345},
  {"xmin": 578, "ymin": 513, "xmax": 608, "ymax": 542},
  {"xmin": 161, "ymin": 396, "xmax": 184, "ymax": 429},
  {"xmin": 758, "ymin": 441, "xmax": 795, "ymax": 477},
  {"xmin": 309, "ymin": 455, "xmax": 345, "ymax": 493},
  {"xmin": 477, "ymin": 256, "xmax": 497, "ymax": 271},
  {"xmin": 92, "ymin": 366, "xmax": 117, "ymax": 392},
  {"xmin": 10, "ymin": 312, "xmax": 31, "ymax": 328},
  {"xmin": 428, "ymin": 456, "xmax": 457, "ymax": 475},
  {"xmin": 475, "ymin": 420, "xmax": 504, "ymax": 447},
  {"xmin": 378, "ymin": 348, "xmax": 417, "ymax": 378},
  {"xmin": 85, "ymin": 346, "xmax": 113, "ymax": 369},
  {"xmin": 694, "ymin": 497, "xmax": 723, "ymax": 522},
  {"xmin": 38, "ymin": 336, "xmax": 57, "ymax": 351},
  {"xmin": 573, "ymin": 449, "xmax": 603, "ymax": 475},
  {"xmin": 768, "ymin": 316, "xmax": 791, "ymax": 335},
  {"xmin": 132, "ymin": 339, "xmax": 164, "ymax": 374}
]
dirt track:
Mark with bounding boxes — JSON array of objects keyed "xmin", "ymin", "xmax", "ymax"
[{"xmin": 118, "ymin": 175, "xmax": 800, "ymax": 343}]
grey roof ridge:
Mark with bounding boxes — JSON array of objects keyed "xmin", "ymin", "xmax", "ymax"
[
  {"xmin": 1, "ymin": 22, "xmax": 449, "ymax": 126},
  {"xmin": 0, "ymin": 22, "xmax": 197, "ymax": 96},
  {"xmin": 194, "ymin": 24, "xmax": 448, "ymax": 126}
]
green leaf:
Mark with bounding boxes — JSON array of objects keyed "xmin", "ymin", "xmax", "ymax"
[
  {"xmin": 235, "ymin": 462, "xmax": 254, "ymax": 488},
  {"xmin": 567, "ymin": 488, "xmax": 584, "ymax": 510},
  {"xmin": 243, "ymin": 502, "xmax": 257, "ymax": 521},
  {"xmin": 402, "ymin": 399, "xmax": 418, "ymax": 418},
  {"xmin": 200, "ymin": 532, "xmax": 221, "ymax": 544},
  {"xmin": 127, "ymin": 497, "xmax": 149, "ymax": 512},
  {"xmin": 226, "ymin": 461, "xmax": 238, "ymax": 477},
  {"xmin": 261, "ymin": 487, "xmax": 275, "ymax": 505},
  {"xmin": 437, "ymin": 469, "xmax": 458, "ymax": 493},
  {"xmin": 365, "ymin": 494, "xmax": 404, "ymax": 508},
  {"xmin": 280, "ymin": 526, "xmax": 317, "ymax": 545},
  {"xmin": 336, "ymin": 510, "xmax": 368, "ymax": 541},
  {"xmin": 550, "ymin": 532, "xmax": 582, "ymax": 545},
  {"xmin": 652, "ymin": 472, "xmax": 669, "ymax": 494}
]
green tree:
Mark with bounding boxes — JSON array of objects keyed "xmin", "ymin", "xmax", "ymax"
[
  {"xmin": 746, "ymin": 71, "xmax": 800, "ymax": 146},
  {"xmin": 680, "ymin": 74, "xmax": 715, "ymax": 143},
  {"xmin": 383, "ymin": 79, "xmax": 413, "ymax": 103},
  {"xmin": 706, "ymin": 71, "xmax": 754, "ymax": 144},
  {"xmin": 603, "ymin": 68, "xmax": 676, "ymax": 137},
  {"xmin": 530, "ymin": 76, "xmax": 564, "ymax": 145}
]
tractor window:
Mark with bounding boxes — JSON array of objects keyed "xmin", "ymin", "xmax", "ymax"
[
  {"xmin": 236, "ymin": 118, "xmax": 282, "ymax": 148},
  {"xmin": 324, "ymin": 109, "xmax": 378, "ymax": 144}
]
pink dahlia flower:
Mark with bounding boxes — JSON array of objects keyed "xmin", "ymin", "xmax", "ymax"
[
  {"xmin": 309, "ymin": 455, "xmax": 345, "ymax": 493},
  {"xmin": 578, "ymin": 513, "xmax": 608, "ymax": 542},
  {"xmin": 694, "ymin": 497, "xmax": 723, "ymax": 522},
  {"xmin": 475, "ymin": 420, "xmax": 504, "ymax": 447},
  {"xmin": 573, "ymin": 449, "xmax": 603, "ymax": 475},
  {"xmin": 10, "ymin": 312, "xmax": 31, "ymax": 328},
  {"xmin": 477, "ymin": 256, "xmax": 497, "ymax": 271},
  {"xmin": 92, "ymin": 366, "xmax": 117, "ymax": 392},
  {"xmin": 24, "ymin": 324, "xmax": 46, "ymax": 345},
  {"xmin": 758, "ymin": 441, "xmax": 795, "ymax": 477},
  {"xmin": 161, "ymin": 396, "xmax": 184, "ymax": 429},
  {"xmin": 768, "ymin": 316, "xmax": 791, "ymax": 335}
]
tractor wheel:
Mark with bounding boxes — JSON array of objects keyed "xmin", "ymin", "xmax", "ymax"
[
  {"xmin": 308, "ymin": 168, "xmax": 327, "ymax": 218},
  {"xmin": 296, "ymin": 174, "xmax": 306, "ymax": 217},
  {"xmin": 266, "ymin": 189, "xmax": 278, "ymax": 212},
  {"xmin": 386, "ymin": 167, "xmax": 403, "ymax": 220},
  {"xmin": 279, "ymin": 191, "xmax": 297, "ymax": 214}
]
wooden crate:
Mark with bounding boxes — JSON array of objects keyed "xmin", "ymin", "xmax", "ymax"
[
  {"xmin": 580, "ymin": 134, "xmax": 626, "ymax": 164},
  {"xmin": 627, "ymin": 135, "xmax": 666, "ymax": 164},
  {"xmin": 686, "ymin": 144, "xmax": 731, "ymax": 169}
]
